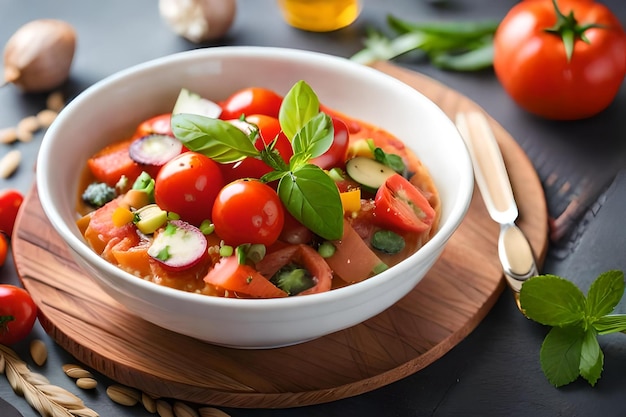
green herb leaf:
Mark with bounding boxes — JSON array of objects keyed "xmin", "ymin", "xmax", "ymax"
[
  {"xmin": 291, "ymin": 112, "xmax": 334, "ymax": 164},
  {"xmin": 277, "ymin": 164, "xmax": 343, "ymax": 240},
  {"xmin": 519, "ymin": 275, "xmax": 586, "ymax": 327},
  {"xmin": 171, "ymin": 113, "xmax": 259, "ymax": 163},
  {"xmin": 592, "ymin": 315, "xmax": 626, "ymax": 335},
  {"xmin": 370, "ymin": 141, "xmax": 406, "ymax": 174},
  {"xmin": 579, "ymin": 328, "xmax": 603, "ymax": 386},
  {"xmin": 279, "ymin": 80, "xmax": 320, "ymax": 141},
  {"xmin": 585, "ymin": 270, "xmax": 625, "ymax": 319},
  {"xmin": 540, "ymin": 326, "xmax": 583, "ymax": 387}
]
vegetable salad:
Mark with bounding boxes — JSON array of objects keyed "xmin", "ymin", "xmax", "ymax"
[{"xmin": 77, "ymin": 81, "xmax": 440, "ymax": 298}]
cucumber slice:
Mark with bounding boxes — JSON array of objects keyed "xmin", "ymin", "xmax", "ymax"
[
  {"xmin": 172, "ymin": 88, "xmax": 222, "ymax": 118},
  {"xmin": 345, "ymin": 156, "xmax": 397, "ymax": 191}
]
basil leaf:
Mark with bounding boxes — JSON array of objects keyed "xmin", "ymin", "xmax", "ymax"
[
  {"xmin": 519, "ymin": 274, "xmax": 586, "ymax": 327},
  {"xmin": 592, "ymin": 314, "xmax": 626, "ymax": 335},
  {"xmin": 277, "ymin": 164, "xmax": 343, "ymax": 240},
  {"xmin": 585, "ymin": 270, "xmax": 624, "ymax": 319},
  {"xmin": 291, "ymin": 112, "xmax": 334, "ymax": 161},
  {"xmin": 171, "ymin": 113, "xmax": 259, "ymax": 163},
  {"xmin": 373, "ymin": 146, "xmax": 406, "ymax": 174},
  {"xmin": 540, "ymin": 326, "xmax": 583, "ymax": 387},
  {"xmin": 279, "ymin": 80, "xmax": 320, "ymax": 140},
  {"xmin": 579, "ymin": 327, "xmax": 603, "ymax": 386}
]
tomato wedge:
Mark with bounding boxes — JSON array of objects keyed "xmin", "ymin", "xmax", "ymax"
[
  {"xmin": 374, "ymin": 174, "xmax": 436, "ymax": 233},
  {"xmin": 204, "ymin": 256, "xmax": 288, "ymax": 298}
]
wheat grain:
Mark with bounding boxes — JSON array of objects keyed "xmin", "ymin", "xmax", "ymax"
[
  {"xmin": 106, "ymin": 384, "xmax": 140, "ymax": 406},
  {"xmin": 0, "ymin": 149, "xmax": 21, "ymax": 178},
  {"xmin": 76, "ymin": 377, "xmax": 98, "ymax": 390},
  {"xmin": 198, "ymin": 407, "xmax": 232, "ymax": 417},
  {"xmin": 156, "ymin": 399, "xmax": 175, "ymax": 417},
  {"xmin": 173, "ymin": 401, "xmax": 199, "ymax": 417},
  {"xmin": 142, "ymin": 391, "xmax": 158, "ymax": 413},
  {"xmin": 30, "ymin": 339, "xmax": 48, "ymax": 366}
]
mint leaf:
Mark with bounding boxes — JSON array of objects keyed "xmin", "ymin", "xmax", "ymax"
[
  {"xmin": 586, "ymin": 270, "xmax": 625, "ymax": 319},
  {"xmin": 291, "ymin": 112, "xmax": 334, "ymax": 164},
  {"xmin": 519, "ymin": 275, "xmax": 586, "ymax": 327},
  {"xmin": 277, "ymin": 164, "xmax": 343, "ymax": 240},
  {"xmin": 279, "ymin": 80, "xmax": 320, "ymax": 140},
  {"xmin": 171, "ymin": 113, "xmax": 259, "ymax": 163},
  {"xmin": 540, "ymin": 326, "xmax": 583, "ymax": 387},
  {"xmin": 593, "ymin": 315, "xmax": 626, "ymax": 335},
  {"xmin": 579, "ymin": 328, "xmax": 603, "ymax": 386}
]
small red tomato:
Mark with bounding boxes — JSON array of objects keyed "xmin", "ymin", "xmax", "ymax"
[
  {"xmin": 0, "ymin": 189, "xmax": 24, "ymax": 238},
  {"xmin": 0, "ymin": 234, "xmax": 8, "ymax": 266},
  {"xmin": 219, "ymin": 87, "xmax": 283, "ymax": 120},
  {"xmin": 133, "ymin": 113, "xmax": 174, "ymax": 138},
  {"xmin": 219, "ymin": 114, "xmax": 293, "ymax": 183},
  {"xmin": 155, "ymin": 152, "xmax": 225, "ymax": 226},
  {"xmin": 0, "ymin": 285, "xmax": 37, "ymax": 345},
  {"xmin": 212, "ymin": 179, "xmax": 285, "ymax": 247},
  {"xmin": 310, "ymin": 117, "xmax": 350, "ymax": 170},
  {"xmin": 374, "ymin": 174, "xmax": 436, "ymax": 233}
]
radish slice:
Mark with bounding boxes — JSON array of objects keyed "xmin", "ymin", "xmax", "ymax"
[
  {"xmin": 148, "ymin": 220, "xmax": 208, "ymax": 270},
  {"xmin": 129, "ymin": 134, "xmax": 183, "ymax": 166}
]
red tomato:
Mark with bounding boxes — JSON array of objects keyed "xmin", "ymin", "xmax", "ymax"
[
  {"xmin": 310, "ymin": 117, "xmax": 350, "ymax": 170},
  {"xmin": 493, "ymin": 0, "xmax": 626, "ymax": 120},
  {"xmin": 0, "ymin": 285, "xmax": 37, "ymax": 345},
  {"xmin": 219, "ymin": 114, "xmax": 293, "ymax": 182},
  {"xmin": 0, "ymin": 189, "xmax": 24, "ymax": 238},
  {"xmin": 374, "ymin": 174, "xmax": 436, "ymax": 233},
  {"xmin": 154, "ymin": 152, "xmax": 225, "ymax": 226},
  {"xmin": 219, "ymin": 87, "xmax": 283, "ymax": 120},
  {"xmin": 212, "ymin": 179, "xmax": 285, "ymax": 247},
  {"xmin": 133, "ymin": 113, "xmax": 173, "ymax": 138}
]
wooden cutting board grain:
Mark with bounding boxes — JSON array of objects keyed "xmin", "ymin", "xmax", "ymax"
[{"xmin": 12, "ymin": 61, "xmax": 549, "ymax": 409}]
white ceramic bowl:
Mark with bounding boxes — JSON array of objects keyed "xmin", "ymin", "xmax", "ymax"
[{"xmin": 37, "ymin": 46, "xmax": 473, "ymax": 349}]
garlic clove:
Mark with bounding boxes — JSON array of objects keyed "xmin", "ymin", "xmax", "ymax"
[
  {"xmin": 3, "ymin": 19, "xmax": 77, "ymax": 93},
  {"xmin": 159, "ymin": 0, "xmax": 237, "ymax": 43}
]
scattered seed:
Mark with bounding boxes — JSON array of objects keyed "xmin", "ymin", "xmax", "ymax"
[
  {"xmin": 15, "ymin": 126, "xmax": 33, "ymax": 142},
  {"xmin": 0, "ymin": 127, "xmax": 18, "ymax": 144},
  {"xmin": 156, "ymin": 399, "xmax": 174, "ymax": 417},
  {"xmin": 36, "ymin": 109, "xmax": 58, "ymax": 128},
  {"xmin": 64, "ymin": 366, "xmax": 93, "ymax": 379},
  {"xmin": 76, "ymin": 377, "xmax": 98, "ymax": 390},
  {"xmin": 17, "ymin": 115, "xmax": 40, "ymax": 133},
  {"xmin": 29, "ymin": 339, "xmax": 47, "ymax": 366},
  {"xmin": 46, "ymin": 91, "xmax": 65, "ymax": 112},
  {"xmin": 142, "ymin": 392, "xmax": 158, "ymax": 413},
  {"xmin": 198, "ymin": 407, "xmax": 231, "ymax": 417},
  {"xmin": 106, "ymin": 384, "xmax": 141, "ymax": 406},
  {"xmin": 0, "ymin": 149, "xmax": 21, "ymax": 178},
  {"xmin": 173, "ymin": 401, "xmax": 199, "ymax": 417}
]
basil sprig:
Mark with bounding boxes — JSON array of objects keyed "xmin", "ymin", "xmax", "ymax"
[{"xmin": 171, "ymin": 80, "xmax": 344, "ymax": 240}]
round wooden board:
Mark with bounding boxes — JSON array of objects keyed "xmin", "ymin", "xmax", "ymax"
[{"xmin": 12, "ymin": 61, "xmax": 549, "ymax": 409}]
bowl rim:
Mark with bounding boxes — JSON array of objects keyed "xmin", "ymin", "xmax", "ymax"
[{"xmin": 36, "ymin": 46, "xmax": 474, "ymax": 310}]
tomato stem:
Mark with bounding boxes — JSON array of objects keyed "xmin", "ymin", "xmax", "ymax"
[
  {"xmin": 0, "ymin": 315, "xmax": 15, "ymax": 333},
  {"xmin": 545, "ymin": 0, "xmax": 605, "ymax": 62}
]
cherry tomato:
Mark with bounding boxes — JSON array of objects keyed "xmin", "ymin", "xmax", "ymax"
[
  {"xmin": 0, "ymin": 189, "xmax": 24, "ymax": 238},
  {"xmin": 133, "ymin": 113, "xmax": 174, "ymax": 138},
  {"xmin": 219, "ymin": 114, "xmax": 294, "ymax": 182},
  {"xmin": 154, "ymin": 152, "xmax": 225, "ymax": 226},
  {"xmin": 374, "ymin": 174, "xmax": 436, "ymax": 233},
  {"xmin": 219, "ymin": 87, "xmax": 283, "ymax": 120},
  {"xmin": 212, "ymin": 179, "xmax": 285, "ymax": 247},
  {"xmin": 310, "ymin": 117, "xmax": 350, "ymax": 170},
  {"xmin": 0, "ymin": 285, "xmax": 37, "ymax": 345},
  {"xmin": 493, "ymin": 0, "xmax": 626, "ymax": 120}
]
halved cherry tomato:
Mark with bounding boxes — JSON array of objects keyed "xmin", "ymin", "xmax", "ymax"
[
  {"xmin": 133, "ymin": 113, "xmax": 174, "ymax": 138},
  {"xmin": 0, "ymin": 285, "xmax": 37, "ymax": 345},
  {"xmin": 154, "ymin": 152, "xmax": 225, "ymax": 226},
  {"xmin": 219, "ymin": 114, "xmax": 293, "ymax": 183},
  {"xmin": 212, "ymin": 179, "xmax": 285, "ymax": 247},
  {"xmin": 309, "ymin": 117, "xmax": 350, "ymax": 170},
  {"xmin": 0, "ymin": 189, "xmax": 24, "ymax": 238},
  {"xmin": 374, "ymin": 174, "xmax": 436, "ymax": 233},
  {"xmin": 219, "ymin": 87, "xmax": 283, "ymax": 120},
  {"xmin": 493, "ymin": 0, "xmax": 626, "ymax": 120}
]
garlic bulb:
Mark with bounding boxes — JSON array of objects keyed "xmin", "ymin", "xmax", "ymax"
[
  {"xmin": 159, "ymin": 0, "xmax": 237, "ymax": 43},
  {"xmin": 3, "ymin": 19, "xmax": 77, "ymax": 93}
]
